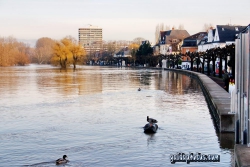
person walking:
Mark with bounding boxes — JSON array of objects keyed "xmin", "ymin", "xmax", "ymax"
[{"xmin": 223, "ymin": 70, "xmax": 229, "ymax": 92}]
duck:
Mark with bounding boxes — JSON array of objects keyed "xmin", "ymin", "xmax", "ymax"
[
  {"xmin": 138, "ymin": 88, "xmax": 141, "ymax": 91},
  {"xmin": 56, "ymin": 155, "xmax": 69, "ymax": 165},
  {"xmin": 147, "ymin": 116, "xmax": 158, "ymax": 123}
]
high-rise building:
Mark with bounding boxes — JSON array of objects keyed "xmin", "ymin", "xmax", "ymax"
[{"xmin": 79, "ymin": 25, "xmax": 102, "ymax": 54}]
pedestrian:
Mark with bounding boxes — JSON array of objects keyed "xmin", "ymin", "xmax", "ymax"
[{"xmin": 223, "ymin": 70, "xmax": 229, "ymax": 92}]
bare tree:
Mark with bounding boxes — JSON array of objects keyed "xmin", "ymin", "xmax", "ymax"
[
  {"xmin": 172, "ymin": 25, "xmax": 177, "ymax": 30},
  {"xmin": 133, "ymin": 37, "xmax": 145, "ymax": 45},
  {"xmin": 32, "ymin": 37, "xmax": 55, "ymax": 64},
  {"xmin": 165, "ymin": 25, "xmax": 170, "ymax": 31},
  {"xmin": 202, "ymin": 23, "xmax": 214, "ymax": 32},
  {"xmin": 155, "ymin": 24, "xmax": 160, "ymax": 44},
  {"xmin": 0, "ymin": 36, "xmax": 30, "ymax": 66},
  {"xmin": 159, "ymin": 23, "xmax": 164, "ymax": 31},
  {"xmin": 178, "ymin": 24, "xmax": 185, "ymax": 30}
]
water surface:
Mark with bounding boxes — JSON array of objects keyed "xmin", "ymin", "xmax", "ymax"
[{"xmin": 0, "ymin": 65, "xmax": 232, "ymax": 166}]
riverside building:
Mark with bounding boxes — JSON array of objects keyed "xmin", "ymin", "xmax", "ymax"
[{"xmin": 79, "ymin": 25, "xmax": 103, "ymax": 55}]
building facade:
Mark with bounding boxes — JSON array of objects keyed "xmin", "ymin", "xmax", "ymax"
[
  {"xmin": 181, "ymin": 32, "xmax": 207, "ymax": 54},
  {"xmin": 180, "ymin": 32, "xmax": 207, "ymax": 69},
  {"xmin": 79, "ymin": 25, "xmax": 103, "ymax": 55},
  {"xmin": 198, "ymin": 25, "xmax": 245, "ymax": 52},
  {"xmin": 158, "ymin": 28, "xmax": 190, "ymax": 55}
]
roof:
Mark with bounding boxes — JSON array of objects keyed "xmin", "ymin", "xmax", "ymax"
[
  {"xmin": 216, "ymin": 25, "xmax": 246, "ymax": 42},
  {"xmin": 197, "ymin": 36, "xmax": 208, "ymax": 45},
  {"xmin": 182, "ymin": 32, "xmax": 207, "ymax": 47},
  {"xmin": 159, "ymin": 30, "xmax": 190, "ymax": 44},
  {"xmin": 160, "ymin": 31, "xmax": 170, "ymax": 44},
  {"xmin": 165, "ymin": 30, "xmax": 190, "ymax": 44},
  {"xmin": 184, "ymin": 32, "xmax": 207, "ymax": 40},
  {"xmin": 240, "ymin": 24, "xmax": 250, "ymax": 33}
]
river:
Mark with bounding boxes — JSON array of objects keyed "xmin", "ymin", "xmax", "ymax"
[{"xmin": 0, "ymin": 65, "xmax": 232, "ymax": 166}]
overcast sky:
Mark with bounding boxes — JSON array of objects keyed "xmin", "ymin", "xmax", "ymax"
[{"xmin": 0, "ymin": 0, "xmax": 249, "ymax": 46}]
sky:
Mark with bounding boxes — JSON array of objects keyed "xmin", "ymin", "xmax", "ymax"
[{"xmin": 0, "ymin": 0, "xmax": 249, "ymax": 47}]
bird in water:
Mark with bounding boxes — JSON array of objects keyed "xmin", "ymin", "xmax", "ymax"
[
  {"xmin": 138, "ymin": 88, "xmax": 141, "ymax": 91},
  {"xmin": 147, "ymin": 116, "xmax": 158, "ymax": 123},
  {"xmin": 56, "ymin": 155, "xmax": 69, "ymax": 165}
]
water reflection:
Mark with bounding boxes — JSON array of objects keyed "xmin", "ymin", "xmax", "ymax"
[{"xmin": 145, "ymin": 133, "xmax": 156, "ymax": 146}]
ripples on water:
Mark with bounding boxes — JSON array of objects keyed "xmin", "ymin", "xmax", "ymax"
[{"xmin": 0, "ymin": 65, "xmax": 233, "ymax": 167}]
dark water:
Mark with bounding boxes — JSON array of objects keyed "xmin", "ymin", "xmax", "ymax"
[{"xmin": 0, "ymin": 65, "xmax": 233, "ymax": 167}]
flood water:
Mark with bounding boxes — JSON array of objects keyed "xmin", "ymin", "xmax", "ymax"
[{"xmin": 0, "ymin": 65, "xmax": 233, "ymax": 167}]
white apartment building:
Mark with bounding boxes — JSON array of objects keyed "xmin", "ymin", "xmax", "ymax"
[{"xmin": 79, "ymin": 25, "xmax": 102, "ymax": 54}]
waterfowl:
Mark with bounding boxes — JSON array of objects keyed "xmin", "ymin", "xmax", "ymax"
[
  {"xmin": 147, "ymin": 116, "xmax": 157, "ymax": 123},
  {"xmin": 138, "ymin": 88, "xmax": 141, "ymax": 91},
  {"xmin": 144, "ymin": 122, "xmax": 158, "ymax": 133},
  {"xmin": 56, "ymin": 155, "xmax": 69, "ymax": 165}
]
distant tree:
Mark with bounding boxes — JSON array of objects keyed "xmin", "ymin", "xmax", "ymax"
[
  {"xmin": 0, "ymin": 36, "xmax": 30, "ymax": 66},
  {"xmin": 202, "ymin": 23, "xmax": 214, "ymax": 32},
  {"xmin": 136, "ymin": 41, "xmax": 153, "ymax": 65},
  {"xmin": 52, "ymin": 40, "xmax": 70, "ymax": 69},
  {"xmin": 128, "ymin": 43, "xmax": 139, "ymax": 65},
  {"xmin": 15, "ymin": 51, "xmax": 30, "ymax": 66},
  {"xmin": 32, "ymin": 37, "xmax": 55, "ymax": 64},
  {"xmin": 106, "ymin": 41, "xmax": 116, "ymax": 55},
  {"xmin": 159, "ymin": 23, "xmax": 164, "ymax": 31},
  {"xmin": 65, "ymin": 36, "xmax": 86, "ymax": 70},
  {"xmin": 51, "ymin": 36, "xmax": 86, "ymax": 70},
  {"xmin": 172, "ymin": 25, "xmax": 177, "ymax": 30},
  {"xmin": 155, "ymin": 24, "xmax": 160, "ymax": 45},
  {"xmin": 133, "ymin": 37, "xmax": 145, "ymax": 45},
  {"xmin": 165, "ymin": 25, "xmax": 170, "ymax": 31},
  {"xmin": 178, "ymin": 24, "xmax": 185, "ymax": 30}
]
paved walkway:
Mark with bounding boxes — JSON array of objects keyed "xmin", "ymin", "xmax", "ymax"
[
  {"xmin": 235, "ymin": 144, "xmax": 250, "ymax": 167},
  {"xmin": 208, "ymin": 76, "xmax": 225, "ymax": 90}
]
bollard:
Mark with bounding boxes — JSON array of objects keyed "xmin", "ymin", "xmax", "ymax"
[
  {"xmin": 236, "ymin": 120, "xmax": 240, "ymax": 144},
  {"xmin": 243, "ymin": 129, "xmax": 247, "ymax": 145}
]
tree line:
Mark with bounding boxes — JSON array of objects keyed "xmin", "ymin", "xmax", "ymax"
[
  {"xmin": 0, "ymin": 35, "xmax": 237, "ymax": 78},
  {"xmin": 0, "ymin": 36, "xmax": 86, "ymax": 70},
  {"xmin": 0, "ymin": 37, "xmax": 31, "ymax": 66},
  {"xmin": 0, "ymin": 36, "xmax": 147, "ymax": 69},
  {"xmin": 159, "ymin": 43, "xmax": 236, "ymax": 78}
]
